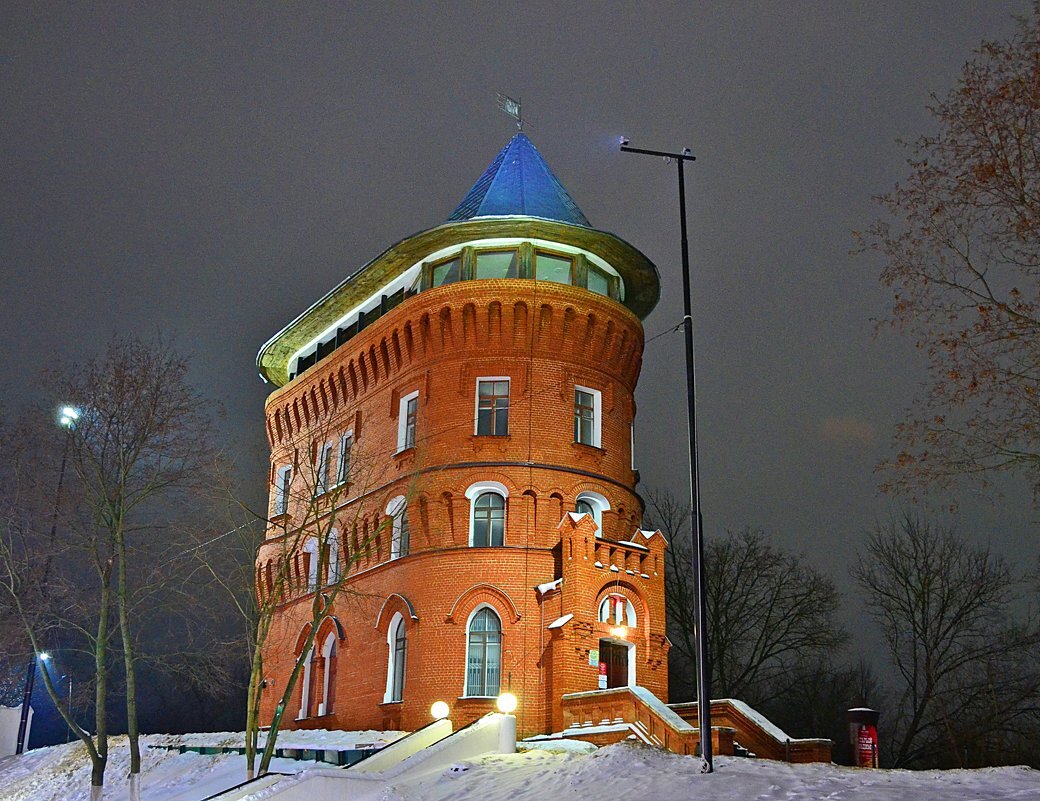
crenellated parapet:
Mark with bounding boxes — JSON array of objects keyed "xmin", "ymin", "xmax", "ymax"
[{"xmin": 264, "ymin": 280, "xmax": 645, "ymax": 452}]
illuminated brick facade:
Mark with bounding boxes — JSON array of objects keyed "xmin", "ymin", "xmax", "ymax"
[{"xmin": 255, "ymin": 135, "xmax": 667, "ymax": 738}]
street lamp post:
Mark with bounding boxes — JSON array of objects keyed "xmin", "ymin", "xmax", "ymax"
[
  {"xmin": 16, "ymin": 652, "xmax": 49, "ymax": 754},
  {"xmin": 620, "ymin": 139, "xmax": 713, "ymax": 772},
  {"xmin": 44, "ymin": 407, "xmax": 79, "ymax": 584},
  {"xmin": 17, "ymin": 406, "xmax": 80, "ymax": 755}
]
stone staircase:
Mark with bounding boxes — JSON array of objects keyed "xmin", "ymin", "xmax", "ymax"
[{"xmin": 526, "ymin": 687, "xmax": 831, "ymax": 763}]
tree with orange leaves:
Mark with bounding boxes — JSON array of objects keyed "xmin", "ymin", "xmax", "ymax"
[{"xmin": 864, "ymin": 8, "xmax": 1040, "ymax": 498}]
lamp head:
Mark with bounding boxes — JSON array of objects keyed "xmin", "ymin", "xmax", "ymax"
[
  {"xmin": 59, "ymin": 406, "xmax": 81, "ymax": 428},
  {"xmin": 619, "ymin": 136, "xmax": 630, "ymax": 149},
  {"xmin": 38, "ymin": 651, "xmax": 50, "ymax": 661},
  {"xmin": 430, "ymin": 701, "xmax": 450, "ymax": 720},
  {"xmin": 497, "ymin": 692, "xmax": 518, "ymax": 714}
]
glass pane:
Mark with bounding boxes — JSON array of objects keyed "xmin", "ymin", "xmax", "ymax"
[
  {"xmin": 467, "ymin": 646, "xmax": 485, "ymax": 695},
  {"xmin": 575, "ymin": 390, "xmax": 595, "ymax": 445},
  {"xmin": 473, "ymin": 517, "xmax": 488, "ymax": 547},
  {"xmin": 405, "ymin": 396, "xmax": 418, "ymax": 448},
  {"xmin": 587, "ymin": 266, "xmax": 611, "ymax": 296},
  {"xmin": 494, "ymin": 407, "xmax": 509, "ymax": 436},
  {"xmin": 338, "ymin": 437, "xmax": 352, "ymax": 483},
  {"xmin": 432, "ymin": 258, "xmax": 461, "ymax": 287},
  {"xmin": 537, "ymin": 254, "xmax": 572, "ymax": 284},
  {"xmin": 485, "ymin": 640, "xmax": 501, "ymax": 695},
  {"xmin": 490, "ymin": 517, "xmax": 504, "ymax": 547},
  {"xmin": 475, "ymin": 250, "xmax": 519, "ymax": 279}
]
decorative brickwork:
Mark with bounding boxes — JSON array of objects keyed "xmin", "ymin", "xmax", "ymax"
[{"xmin": 255, "ymin": 138, "xmax": 668, "ymax": 739}]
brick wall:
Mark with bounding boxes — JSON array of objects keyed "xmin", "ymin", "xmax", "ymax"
[{"xmin": 256, "ymin": 279, "xmax": 668, "ymax": 739}]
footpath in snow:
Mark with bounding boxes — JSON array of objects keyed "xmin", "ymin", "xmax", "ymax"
[{"xmin": 0, "ymin": 733, "xmax": 1039, "ymax": 801}]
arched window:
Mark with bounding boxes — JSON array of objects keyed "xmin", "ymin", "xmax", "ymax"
[
  {"xmin": 472, "ymin": 493, "xmax": 504, "ymax": 546},
  {"xmin": 465, "ymin": 607, "xmax": 502, "ymax": 696},
  {"xmin": 318, "ymin": 632, "xmax": 337, "ymax": 716},
  {"xmin": 384, "ymin": 612, "xmax": 406, "ymax": 703},
  {"xmin": 466, "ymin": 481, "xmax": 508, "ymax": 547},
  {"xmin": 598, "ymin": 594, "xmax": 637, "ymax": 627},
  {"xmin": 386, "ymin": 496, "xmax": 409, "ymax": 559},
  {"xmin": 303, "ymin": 537, "xmax": 319, "ymax": 591},
  {"xmin": 298, "ymin": 646, "xmax": 314, "ymax": 719},
  {"xmin": 575, "ymin": 491, "xmax": 610, "ymax": 537},
  {"xmin": 327, "ymin": 528, "xmax": 341, "ymax": 584}
]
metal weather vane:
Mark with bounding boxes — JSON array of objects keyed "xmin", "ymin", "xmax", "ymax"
[{"xmin": 496, "ymin": 93, "xmax": 523, "ymax": 130}]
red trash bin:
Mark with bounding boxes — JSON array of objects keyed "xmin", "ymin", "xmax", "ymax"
[{"xmin": 847, "ymin": 708, "xmax": 879, "ymax": 767}]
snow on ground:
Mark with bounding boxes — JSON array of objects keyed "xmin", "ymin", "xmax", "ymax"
[
  {"xmin": 0, "ymin": 736, "xmax": 300, "ymax": 801},
  {"xmin": 381, "ymin": 741, "xmax": 1040, "ymax": 801},
  {"xmin": 1, "ymin": 734, "xmax": 1039, "ymax": 801}
]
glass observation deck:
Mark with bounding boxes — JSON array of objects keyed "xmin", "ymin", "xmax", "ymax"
[{"xmin": 288, "ymin": 241, "xmax": 624, "ymax": 382}]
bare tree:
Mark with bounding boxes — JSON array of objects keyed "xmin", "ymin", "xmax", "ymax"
[
  {"xmin": 852, "ymin": 514, "xmax": 1040, "ymax": 768},
  {"xmin": 861, "ymin": 7, "xmax": 1040, "ymax": 499},
  {"xmin": 645, "ymin": 490, "xmax": 849, "ymax": 708},
  {"xmin": 197, "ymin": 409, "xmax": 408, "ymax": 778},
  {"xmin": 775, "ymin": 658, "xmax": 884, "ymax": 764},
  {"xmin": 0, "ymin": 337, "xmax": 226, "ymax": 800},
  {"xmin": 0, "ymin": 429, "xmax": 114, "ymax": 800}
]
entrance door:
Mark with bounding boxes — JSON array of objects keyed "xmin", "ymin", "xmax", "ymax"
[{"xmin": 600, "ymin": 640, "xmax": 629, "ymax": 688}]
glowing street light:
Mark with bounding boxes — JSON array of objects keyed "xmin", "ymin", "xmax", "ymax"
[
  {"xmin": 16, "ymin": 651, "xmax": 51, "ymax": 754},
  {"xmin": 430, "ymin": 701, "xmax": 450, "ymax": 720},
  {"xmin": 496, "ymin": 692, "xmax": 518, "ymax": 714},
  {"xmin": 59, "ymin": 406, "xmax": 80, "ymax": 428},
  {"xmin": 496, "ymin": 692, "xmax": 518, "ymax": 754}
]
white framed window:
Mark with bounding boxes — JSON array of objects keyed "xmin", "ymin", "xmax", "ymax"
[
  {"xmin": 475, "ymin": 377, "xmax": 510, "ymax": 436},
  {"xmin": 317, "ymin": 632, "xmax": 337, "ymax": 716},
  {"xmin": 386, "ymin": 496, "xmax": 409, "ymax": 559},
  {"xmin": 464, "ymin": 606, "xmax": 502, "ymax": 697},
  {"xmin": 384, "ymin": 612, "xmax": 407, "ymax": 703},
  {"xmin": 315, "ymin": 442, "xmax": 332, "ymax": 495},
  {"xmin": 337, "ymin": 431, "xmax": 354, "ymax": 485},
  {"xmin": 274, "ymin": 465, "xmax": 292, "ymax": 516},
  {"xmin": 298, "ymin": 645, "xmax": 314, "ymax": 719},
  {"xmin": 303, "ymin": 537, "xmax": 319, "ymax": 591},
  {"xmin": 465, "ymin": 481, "xmax": 508, "ymax": 547},
  {"xmin": 574, "ymin": 386, "xmax": 602, "ymax": 448},
  {"xmin": 397, "ymin": 391, "xmax": 419, "ymax": 452},
  {"xmin": 598, "ymin": 594, "xmax": 637, "ymax": 627},
  {"xmin": 327, "ymin": 528, "xmax": 342, "ymax": 584},
  {"xmin": 575, "ymin": 491, "xmax": 610, "ymax": 536}
]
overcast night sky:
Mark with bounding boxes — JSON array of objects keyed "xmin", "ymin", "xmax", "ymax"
[{"xmin": 3, "ymin": 2, "xmax": 1037, "ymax": 611}]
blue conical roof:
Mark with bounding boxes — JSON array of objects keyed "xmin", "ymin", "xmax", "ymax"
[{"xmin": 448, "ymin": 133, "xmax": 591, "ymax": 227}]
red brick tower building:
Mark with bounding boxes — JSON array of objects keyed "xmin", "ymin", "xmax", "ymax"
[{"xmin": 255, "ymin": 134, "xmax": 667, "ymax": 738}]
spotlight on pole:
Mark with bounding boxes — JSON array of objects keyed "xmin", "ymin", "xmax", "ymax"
[{"xmin": 39, "ymin": 652, "xmax": 50, "ymax": 662}]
